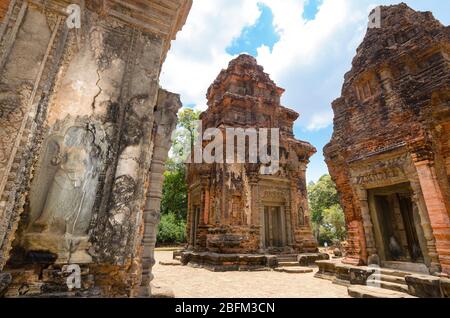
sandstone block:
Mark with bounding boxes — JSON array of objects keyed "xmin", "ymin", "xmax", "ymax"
[{"xmin": 405, "ymin": 274, "xmax": 442, "ymax": 298}]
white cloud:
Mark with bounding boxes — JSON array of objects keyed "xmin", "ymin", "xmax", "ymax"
[
  {"xmin": 160, "ymin": 0, "xmax": 262, "ymax": 110},
  {"xmin": 307, "ymin": 111, "xmax": 334, "ymax": 131},
  {"xmin": 161, "ymin": 0, "xmax": 450, "ymax": 130}
]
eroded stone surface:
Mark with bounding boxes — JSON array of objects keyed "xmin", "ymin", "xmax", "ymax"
[
  {"xmin": 441, "ymin": 278, "xmax": 450, "ymax": 298},
  {"xmin": 298, "ymin": 253, "xmax": 329, "ymax": 266},
  {"xmin": 0, "ymin": 0, "xmax": 191, "ymax": 298},
  {"xmin": 405, "ymin": 274, "xmax": 442, "ymax": 298},
  {"xmin": 324, "ymin": 3, "xmax": 450, "ymax": 275},
  {"xmin": 274, "ymin": 266, "xmax": 313, "ymax": 274},
  {"xmin": 348, "ymin": 285, "xmax": 416, "ymax": 299},
  {"xmin": 185, "ymin": 54, "xmax": 317, "ymax": 270},
  {"xmin": 0, "ymin": 272, "xmax": 11, "ymax": 297}
]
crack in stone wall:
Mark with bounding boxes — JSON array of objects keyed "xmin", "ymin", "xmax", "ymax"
[{"xmin": 0, "ymin": 0, "xmax": 191, "ymax": 297}]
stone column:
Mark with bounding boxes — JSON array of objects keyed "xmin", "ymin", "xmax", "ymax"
[
  {"xmin": 281, "ymin": 206, "xmax": 289, "ymax": 246},
  {"xmin": 356, "ymin": 188, "xmax": 377, "ymax": 258},
  {"xmin": 268, "ymin": 208, "xmax": 273, "ymax": 247},
  {"xmin": 259, "ymin": 203, "xmax": 265, "ymax": 252},
  {"xmin": 414, "ymin": 160, "xmax": 450, "ymax": 274},
  {"xmin": 138, "ymin": 90, "xmax": 181, "ymax": 298},
  {"xmin": 202, "ymin": 179, "xmax": 210, "ymax": 226},
  {"xmin": 248, "ymin": 173, "xmax": 259, "ymax": 226},
  {"xmin": 410, "ymin": 191, "xmax": 435, "ymax": 269},
  {"xmin": 285, "ymin": 192, "xmax": 293, "ymax": 246},
  {"xmin": 186, "ymin": 190, "xmax": 193, "ymax": 249},
  {"xmin": 343, "ymin": 219, "xmax": 367, "ymax": 266}
]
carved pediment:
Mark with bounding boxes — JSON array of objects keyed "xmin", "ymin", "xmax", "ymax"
[
  {"xmin": 351, "ymin": 154, "xmax": 410, "ymax": 186},
  {"xmin": 261, "ymin": 188, "xmax": 287, "ymax": 202}
]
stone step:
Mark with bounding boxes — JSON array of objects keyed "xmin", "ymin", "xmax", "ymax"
[
  {"xmin": 381, "ymin": 261, "xmax": 430, "ymax": 275},
  {"xmin": 348, "ymin": 286, "xmax": 416, "ymax": 298},
  {"xmin": 278, "ymin": 261, "xmax": 300, "ymax": 267},
  {"xmin": 277, "ymin": 258, "xmax": 298, "ymax": 263},
  {"xmin": 366, "ymin": 279, "xmax": 409, "ymax": 293},
  {"xmin": 159, "ymin": 260, "xmax": 182, "ymax": 266},
  {"xmin": 379, "ymin": 268, "xmax": 415, "ymax": 278},
  {"xmin": 371, "ymin": 273, "xmax": 407, "ymax": 285},
  {"xmin": 274, "ymin": 266, "xmax": 313, "ymax": 274},
  {"xmin": 277, "ymin": 258, "xmax": 297, "ymax": 262},
  {"xmin": 276, "ymin": 254, "xmax": 298, "ymax": 259}
]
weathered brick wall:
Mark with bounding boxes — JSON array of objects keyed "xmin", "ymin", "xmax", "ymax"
[
  {"xmin": 206, "ymin": 226, "xmax": 260, "ymax": 254},
  {"xmin": 187, "ymin": 55, "xmax": 317, "ymax": 256},
  {"xmin": 0, "ymin": 0, "xmax": 10, "ymax": 21},
  {"xmin": 443, "ymin": 122, "xmax": 450, "ymax": 180},
  {"xmin": 440, "ymin": 121, "xmax": 450, "ymax": 215},
  {"xmin": 325, "ymin": 4, "xmax": 450, "ymax": 270}
]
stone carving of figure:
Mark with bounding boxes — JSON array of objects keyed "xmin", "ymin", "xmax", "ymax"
[
  {"xmin": 23, "ymin": 125, "xmax": 101, "ymax": 264},
  {"xmin": 298, "ymin": 206, "xmax": 305, "ymax": 226},
  {"xmin": 34, "ymin": 146, "xmax": 91, "ymax": 236}
]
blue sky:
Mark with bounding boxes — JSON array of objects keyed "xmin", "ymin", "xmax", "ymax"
[
  {"xmin": 226, "ymin": 3, "xmax": 279, "ymax": 56},
  {"xmin": 161, "ymin": 0, "xmax": 450, "ymax": 183}
]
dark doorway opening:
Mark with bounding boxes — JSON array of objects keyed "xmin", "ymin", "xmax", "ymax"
[
  {"xmin": 369, "ymin": 183, "xmax": 425, "ymax": 264},
  {"xmin": 191, "ymin": 206, "xmax": 200, "ymax": 247},
  {"xmin": 264, "ymin": 206, "xmax": 285, "ymax": 248}
]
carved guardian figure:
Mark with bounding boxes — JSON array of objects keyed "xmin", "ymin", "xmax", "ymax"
[{"xmin": 22, "ymin": 120, "xmax": 104, "ymax": 264}]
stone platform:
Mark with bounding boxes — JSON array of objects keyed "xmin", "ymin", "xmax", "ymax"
[
  {"xmin": 180, "ymin": 251, "xmax": 273, "ymax": 272},
  {"xmin": 154, "ymin": 251, "xmax": 350, "ymax": 298},
  {"xmin": 274, "ymin": 267, "xmax": 313, "ymax": 274},
  {"xmin": 348, "ymin": 286, "xmax": 416, "ymax": 298},
  {"xmin": 180, "ymin": 251, "xmax": 328, "ymax": 272},
  {"xmin": 315, "ymin": 260, "xmax": 450, "ymax": 298}
]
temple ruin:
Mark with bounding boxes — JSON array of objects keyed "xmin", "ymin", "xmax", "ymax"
[
  {"xmin": 0, "ymin": 0, "xmax": 191, "ymax": 297},
  {"xmin": 324, "ymin": 4, "xmax": 450, "ymax": 276},
  {"xmin": 1, "ymin": 0, "xmax": 449, "ymax": 301},
  {"xmin": 183, "ymin": 55, "xmax": 320, "ymax": 270}
]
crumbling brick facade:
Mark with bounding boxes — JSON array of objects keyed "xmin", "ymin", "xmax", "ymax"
[
  {"xmin": 185, "ymin": 55, "xmax": 317, "ymax": 269},
  {"xmin": 325, "ymin": 4, "xmax": 450, "ymax": 275}
]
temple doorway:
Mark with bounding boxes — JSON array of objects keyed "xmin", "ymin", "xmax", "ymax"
[
  {"xmin": 263, "ymin": 206, "xmax": 286, "ymax": 249},
  {"xmin": 190, "ymin": 206, "xmax": 201, "ymax": 247},
  {"xmin": 368, "ymin": 183, "xmax": 427, "ymax": 266}
]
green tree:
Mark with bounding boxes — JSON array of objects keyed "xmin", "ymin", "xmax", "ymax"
[
  {"xmin": 157, "ymin": 212, "xmax": 186, "ymax": 244},
  {"xmin": 170, "ymin": 108, "xmax": 202, "ymax": 165},
  {"xmin": 308, "ymin": 174, "xmax": 345, "ymax": 245},
  {"xmin": 161, "ymin": 166, "xmax": 188, "ymax": 221},
  {"xmin": 158, "ymin": 108, "xmax": 201, "ymax": 245},
  {"xmin": 320, "ymin": 204, "xmax": 346, "ymax": 245}
]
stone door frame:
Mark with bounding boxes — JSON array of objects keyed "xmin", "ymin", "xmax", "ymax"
[
  {"xmin": 365, "ymin": 183, "xmax": 427, "ymax": 265},
  {"xmin": 350, "ymin": 151, "xmax": 441, "ymax": 272},
  {"xmin": 261, "ymin": 204, "xmax": 287, "ymax": 249},
  {"xmin": 187, "ymin": 185, "xmax": 201, "ymax": 250},
  {"xmin": 257, "ymin": 179, "xmax": 294, "ymax": 253}
]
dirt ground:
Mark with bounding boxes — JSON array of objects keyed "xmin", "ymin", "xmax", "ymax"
[{"xmin": 152, "ymin": 250, "xmax": 350, "ymax": 298}]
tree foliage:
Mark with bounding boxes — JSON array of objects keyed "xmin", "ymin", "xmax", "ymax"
[
  {"xmin": 157, "ymin": 212, "xmax": 186, "ymax": 244},
  {"xmin": 170, "ymin": 108, "xmax": 202, "ymax": 165},
  {"xmin": 308, "ymin": 175, "xmax": 346, "ymax": 245},
  {"xmin": 161, "ymin": 166, "xmax": 188, "ymax": 221},
  {"xmin": 158, "ymin": 108, "xmax": 201, "ymax": 245},
  {"xmin": 318, "ymin": 204, "xmax": 347, "ymax": 245}
]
